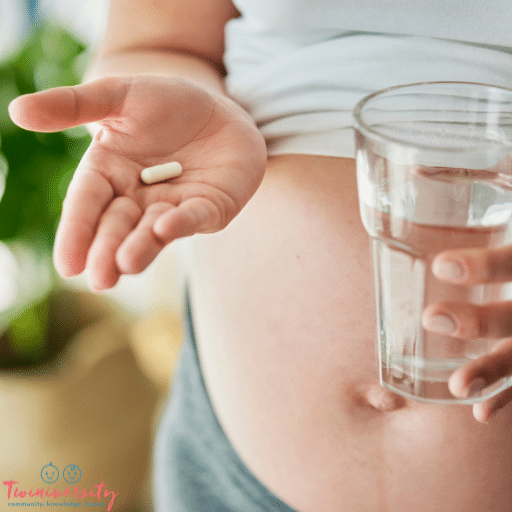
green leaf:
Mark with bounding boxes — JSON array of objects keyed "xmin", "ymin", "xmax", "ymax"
[
  {"xmin": 8, "ymin": 298, "xmax": 50, "ymax": 361},
  {"xmin": 0, "ymin": 151, "xmax": 8, "ymax": 203},
  {"xmin": 0, "ymin": 73, "xmax": 22, "ymax": 134}
]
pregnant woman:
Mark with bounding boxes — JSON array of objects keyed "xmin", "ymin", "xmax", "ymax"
[{"xmin": 9, "ymin": 1, "xmax": 512, "ymax": 510}]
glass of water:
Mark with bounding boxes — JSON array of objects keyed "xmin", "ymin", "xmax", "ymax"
[{"xmin": 353, "ymin": 81, "xmax": 512, "ymax": 403}]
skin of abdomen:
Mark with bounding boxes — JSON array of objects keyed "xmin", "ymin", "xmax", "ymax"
[{"xmin": 187, "ymin": 154, "xmax": 512, "ymax": 512}]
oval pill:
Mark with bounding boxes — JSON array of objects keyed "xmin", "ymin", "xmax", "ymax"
[{"xmin": 141, "ymin": 161, "xmax": 183, "ymax": 184}]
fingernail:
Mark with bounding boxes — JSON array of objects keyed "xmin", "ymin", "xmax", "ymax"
[
  {"xmin": 466, "ymin": 377, "xmax": 486, "ymax": 398},
  {"xmin": 433, "ymin": 259, "xmax": 466, "ymax": 282},
  {"xmin": 423, "ymin": 314, "xmax": 457, "ymax": 334}
]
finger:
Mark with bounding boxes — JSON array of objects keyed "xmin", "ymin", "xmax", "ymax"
[
  {"xmin": 8, "ymin": 76, "xmax": 131, "ymax": 133},
  {"xmin": 53, "ymin": 168, "xmax": 114, "ymax": 278},
  {"xmin": 447, "ymin": 337, "xmax": 512, "ymax": 400},
  {"xmin": 472, "ymin": 385, "xmax": 512, "ymax": 423},
  {"xmin": 432, "ymin": 245, "xmax": 512, "ymax": 285},
  {"xmin": 153, "ymin": 196, "xmax": 223, "ymax": 242},
  {"xmin": 422, "ymin": 300, "xmax": 512, "ymax": 339},
  {"xmin": 86, "ymin": 196, "xmax": 142, "ymax": 290},
  {"xmin": 116, "ymin": 202, "xmax": 174, "ymax": 275}
]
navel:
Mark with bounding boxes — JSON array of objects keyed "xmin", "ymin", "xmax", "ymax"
[{"xmin": 364, "ymin": 385, "xmax": 407, "ymax": 412}]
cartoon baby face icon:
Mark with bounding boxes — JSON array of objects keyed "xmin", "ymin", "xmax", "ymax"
[
  {"xmin": 63, "ymin": 464, "xmax": 81, "ymax": 484},
  {"xmin": 41, "ymin": 462, "xmax": 59, "ymax": 484}
]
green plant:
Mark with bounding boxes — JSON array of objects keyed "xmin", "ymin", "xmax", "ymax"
[
  {"xmin": 0, "ymin": 21, "xmax": 91, "ymax": 368},
  {"xmin": 0, "ymin": 21, "xmax": 91, "ymax": 244}
]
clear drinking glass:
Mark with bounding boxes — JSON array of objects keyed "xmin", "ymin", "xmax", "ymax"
[{"xmin": 353, "ymin": 82, "xmax": 512, "ymax": 403}]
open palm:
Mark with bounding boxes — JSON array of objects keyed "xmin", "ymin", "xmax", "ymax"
[{"xmin": 9, "ymin": 75, "xmax": 267, "ymax": 289}]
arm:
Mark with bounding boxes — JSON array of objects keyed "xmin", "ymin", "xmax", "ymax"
[{"xmin": 86, "ymin": 0, "xmax": 238, "ymax": 91}]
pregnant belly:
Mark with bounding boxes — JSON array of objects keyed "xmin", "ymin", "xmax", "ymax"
[{"xmin": 187, "ymin": 154, "xmax": 512, "ymax": 512}]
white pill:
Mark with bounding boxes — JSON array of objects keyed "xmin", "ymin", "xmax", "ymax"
[{"xmin": 140, "ymin": 161, "xmax": 183, "ymax": 184}]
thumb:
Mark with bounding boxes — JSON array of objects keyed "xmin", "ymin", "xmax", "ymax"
[{"xmin": 8, "ymin": 76, "xmax": 132, "ymax": 133}]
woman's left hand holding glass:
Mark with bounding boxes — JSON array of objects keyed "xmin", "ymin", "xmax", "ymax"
[{"xmin": 422, "ymin": 245, "xmax": 512, "ymax": 423}]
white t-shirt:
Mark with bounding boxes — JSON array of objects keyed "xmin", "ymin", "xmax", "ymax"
[{"xmin": 224, "ymin": 0, "xmax": 512, "ymax": 157}]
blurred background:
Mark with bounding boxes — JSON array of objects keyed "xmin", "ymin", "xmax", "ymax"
[{"xmin": 0, "ymin": 1, "xmax": 185, "ymax": 510}]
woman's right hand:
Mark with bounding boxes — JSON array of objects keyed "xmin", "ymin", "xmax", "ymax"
[{"xmin": 9, "ymin": 75, "xmax": 267, "ymax": 290}]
